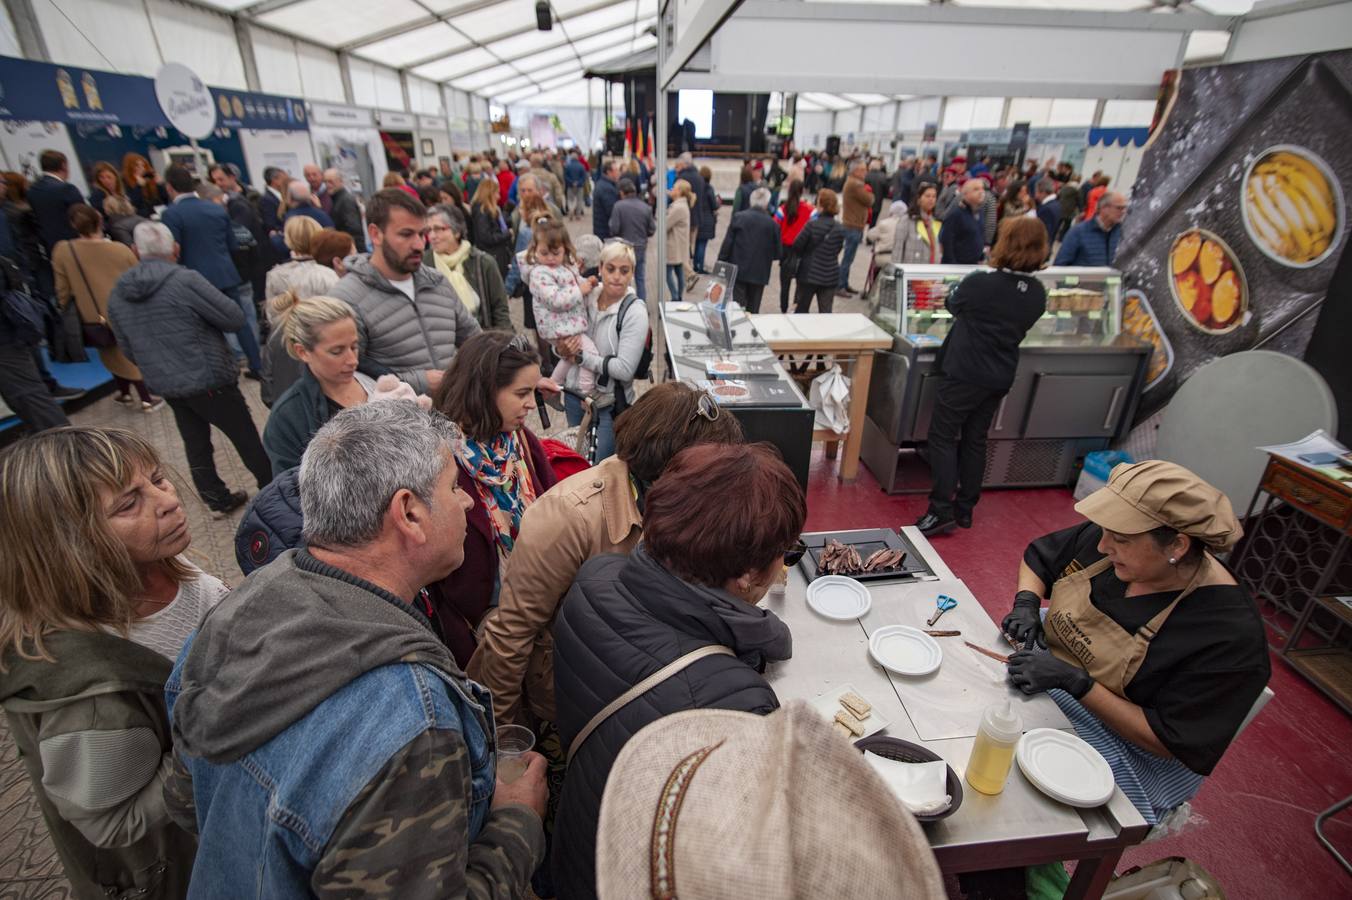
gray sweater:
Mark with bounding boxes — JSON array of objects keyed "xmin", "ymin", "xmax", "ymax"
[
  {"xmin": 328, "ymin": 254, "xmax": 481, "ymax": 393},
  {"xmin": 608, "ymin": 197, "xmax": 655, "ymax": 249},
  {"xmin": 107, "ymin": 259, "xmax": 244, "ymax": 398}
]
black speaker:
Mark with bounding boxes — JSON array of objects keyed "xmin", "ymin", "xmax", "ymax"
[
  {"xmin": 535, "ymin": 0, "xmax": 552, "ymax": 30},
  {"xmin": 605, "ymin": 129, "xmax": 625, "ymax": 156},
  {"xmin": 826, "ymin": 134, "xmax": 841, "ymax": 157},
  {"xmin": 728, "ymin": 407, "xmax": 816, "ymax": 492}
]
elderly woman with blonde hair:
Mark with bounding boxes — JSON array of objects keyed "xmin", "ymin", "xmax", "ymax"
[{"xmin": 0, "ymin": 426, "xmax": 214, "ymax": 897}]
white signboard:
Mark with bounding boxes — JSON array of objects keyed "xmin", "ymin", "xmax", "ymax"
[{"xmin": 154, "ymin": 63, "xmax": 215, "ymax": 140}]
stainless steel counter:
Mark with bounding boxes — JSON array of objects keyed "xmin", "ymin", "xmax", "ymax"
[{"xmin": 763, "ymin": 528, "xmax": 1149, "ymax": 897}]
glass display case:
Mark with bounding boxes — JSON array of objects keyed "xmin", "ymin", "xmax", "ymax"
[{"xmin": 873, "ymin": 264, "xmax": 1125, "ymax": 346}]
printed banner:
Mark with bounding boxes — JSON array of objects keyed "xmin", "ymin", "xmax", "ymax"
[
  {"xmin": 0, "ymin": 55, "xmax": 167, "ymax": 127},
  {"xmin": 211, "ymin": 88, "xmax": 308, "ymax": 132},
  {"xmin": 1114, "ymin": 49, "xmax": 1351, "ymax": 420}
]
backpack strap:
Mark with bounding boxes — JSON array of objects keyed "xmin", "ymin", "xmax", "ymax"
[
  {"xmin": 567, "ymin": 644, "xmax": 734, "ymax": 764},
  {"xmin": 595, "ymin": 293, "xmax": 639, "ymax": 389}
]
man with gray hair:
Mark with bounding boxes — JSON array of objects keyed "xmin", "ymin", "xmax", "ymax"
[
  {"xmin": 717, "ymin": 185, "xmax": 780, "ymax": 313},
  {"xmin": 1055, "ymin": 189, "xmax": 1128, "ymax": 267},
  {"xmin": 107, "ymin": 221, "xmax": 271, "ymax": 516},
  {"xmin": 323, "ymin": 167, "xmax": 367, "ymax": 251},
  {"xmin": 165, "ymin": 401, "xmax": 548, "ymax": 897}
]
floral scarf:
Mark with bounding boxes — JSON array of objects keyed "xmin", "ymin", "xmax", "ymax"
[{"xmin": 455, "ymin": 431, "xmax": 538, "ymax": 559}]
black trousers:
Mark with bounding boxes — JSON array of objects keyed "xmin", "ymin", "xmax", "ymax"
[
  {"xmin": 733, "ymin": 281, "xmax": 766, "ymax": 314},
  {"xmin": 926, "ymin": 376, "xmax": 1004, "ymax": 519},
  {"xmin": 0, "ymin": 341, "xmax": 68, "ymax": 432},
  {"xmin": 166, "ymin": 383, "xmax": 272, "ymax": 505},
  {"xmin": 778, "ymin": 256, "xmax": 796, "ymax": 313},
  {"xmin": 794, "ymin": 282, "xmax": 835, "ymax": 314}
]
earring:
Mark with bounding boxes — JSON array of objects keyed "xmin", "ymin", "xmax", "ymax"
[{"xmin": 1168, "ymin": 557, "xmax": 1177, "ymax": 566}]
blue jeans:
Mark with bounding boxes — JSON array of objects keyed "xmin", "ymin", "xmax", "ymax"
[
  {"xmin": 565, "ymin": 391, "xmax": 616, "ymax": 462},
  {"xmin": 839, "ymin": 226, "xmax": 864, "ymax": 289},
  {"xmin": 633, "ymin": 245, "xmax": 647, "ymax": 301},
  {"xmin": 666, "ymin": 264, "xmax": 684, "ymax": 303},
  {"xmin": 226, "ymin": 283, "xmax": 263, "ymax": 373},
  {"xmin": 693, "ymin": 237, "xmax": 710, "ymax": 274}
]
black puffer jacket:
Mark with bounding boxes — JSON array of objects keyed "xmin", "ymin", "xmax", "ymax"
[
  {"xmin": 234, "ymin": 466, "xmax": 302, "ymax": 576},
  {"xmin": 551, "ymin": 546, "xmax": 788, "ymax": 900},
  {"xmin": 792, "ymin": 214, "xmax": 845, "ymax": 287}
]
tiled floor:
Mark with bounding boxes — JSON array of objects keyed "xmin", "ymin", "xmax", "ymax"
[{"xmin": 4, "ymin": 209, "xmax": 1350, "ymax": 898}]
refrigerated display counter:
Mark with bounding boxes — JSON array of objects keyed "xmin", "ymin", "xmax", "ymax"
[{"xmin": 861, "ymin": 264, "xmax": 1151, "ymax": 493}]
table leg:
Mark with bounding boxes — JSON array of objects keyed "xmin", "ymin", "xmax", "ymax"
[
  {"xmin": 840, "ymin": 351, "xmax": 874, "ymax": 482},
  {"xmin": 1063, "ymin": 850, "xmax": 1124, "ymax": 900}
]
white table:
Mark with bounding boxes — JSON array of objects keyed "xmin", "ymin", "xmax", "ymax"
[{"xmin": 763, "ymin": 528, "xmax": 1149, "ymax": 899}]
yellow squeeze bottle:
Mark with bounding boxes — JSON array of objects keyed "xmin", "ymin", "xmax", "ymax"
[{"xmin": 965, "ymin": 699, "xmax": 1023, "ymax": 795}]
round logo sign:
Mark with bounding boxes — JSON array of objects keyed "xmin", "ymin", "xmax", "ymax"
[{"xmin": 154, "ymin": 63, "xmax": 216, "ymax": 140}]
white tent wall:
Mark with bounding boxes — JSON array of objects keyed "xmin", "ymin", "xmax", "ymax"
[
  {"xmin": 250, "ymin": 24, "xmax": 347, "ymax": 103},
  {"xmin": 33, "ymin": 0, "xmax": 246, "ymax": 88},
  {"xmin": 0, "ymin": 4, "xmax": 21, "ymax": 58},
  {"xmin": 795, "ymin": 110, "xmax": 836, "ymax": 150},
  {"xmin": 349, "ymin": 58, "xmax": 405, "ymax": 112},
  {"xmin": 1228, "ymin": 0, "xmax": 1352, "ymax": 63},
  {"xmin": 417, "ymin": 116, "xmax": 451, "ymax": 168}
]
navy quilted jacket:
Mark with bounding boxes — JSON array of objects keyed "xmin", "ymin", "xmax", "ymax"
[
  {"xmin": 551, "ymin": 547, "xmax": 784, "ymax": 899},
  {"xmin": 106, "ymin": 260, "xmax": 243, "ymax": 399},
  {"xmin": 234, "ymin": 466, "xmax": 301, "ymax": 576}
]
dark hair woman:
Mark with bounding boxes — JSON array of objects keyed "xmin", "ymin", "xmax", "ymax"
[
  {"xmin": 916, "ymin": 216, "xmax": 1048, "ymax": 536},
  {"xmin": 0, "ymin": 427, "xmax": 216, "ymax": 897},
  {"xmin": 551, "ymin": 441, "xmax": 805, "ymax": 898},
  {"xmin": 774, "ymin": 180, "xmax": 813, "ymax": 312},
  {"xmin": 87, "ymin": 161, "xmax": 124, "ymax": 217},
  {"xmin": 0, "ymin": 172, "xmax": 44, "ymax": 285},
  {"xmin": 893, "ymin": 180, "xmax": 942, "ymax": 265},
  {"xmin": 791, "ymin": 187, "xmax": 845, "ymax": 313},
  {"xmin": 999, "ymin": 178, "xmax": 1032, "ymax": 221},
  {"xmin": 428, "ymin": 330, "xmax": 558, "ymax": 666}
]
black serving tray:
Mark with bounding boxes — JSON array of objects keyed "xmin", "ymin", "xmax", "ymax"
[{"xmin": 798, "ymin": 528, "xmax": 932, "ymax": 583}]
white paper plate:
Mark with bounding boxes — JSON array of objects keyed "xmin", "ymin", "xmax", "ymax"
[
  {"xmin": 806, "ymin": 575, "xmax": 872, "ymax": 621},
  {"xmin": 868, "ymin": 625, "xmax": 942, "ymax": 676},
  {"xmin": 1015, "ymin": 728, "xmax": 1115, "ymax": 808},
  {"xmin": 808, "ymin": 682, "xmax": 890, "ymax": 739}
]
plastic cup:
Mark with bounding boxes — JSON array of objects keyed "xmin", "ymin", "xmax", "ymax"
[{"xmin": 496, "ymin": 724, "xmax": 534, "ymax": 784}]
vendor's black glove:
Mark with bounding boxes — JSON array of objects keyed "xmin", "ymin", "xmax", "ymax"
[
  {"xmin": 1000, "ymin": 590, "xmax": 1046, "ymax": 649},
  {"xmin": 1007, "ymin": 649, "xmax": 1093, "ymax": 699}
]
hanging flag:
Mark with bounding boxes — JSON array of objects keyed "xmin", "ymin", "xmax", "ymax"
[
  {"xmin": 624, "ymin": 120, "xmax": 633, "ymax": 159},
  {"xmin": 647, "ymin": 118, "xmax": 655, "ymax": 161},
  {"xmin": 636, "ymin": 117, "xmax": 644, "ymax": 159}
]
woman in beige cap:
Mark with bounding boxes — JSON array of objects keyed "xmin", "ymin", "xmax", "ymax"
[{"xmin": 1002, "ymin": 459, "xmax": 1269, "ymax": 824}]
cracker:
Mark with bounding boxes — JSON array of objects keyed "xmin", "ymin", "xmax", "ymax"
[
  {"xmin": 838, "ymin": 691, "xmax": 872, "ymax": 720},
  {"xmin": 834, "ymin": 709, "xmax": 866, "ymax": 737},
  {"xmin": 833, "ymin": 722, "xmax": 854, "ymax": 738}
]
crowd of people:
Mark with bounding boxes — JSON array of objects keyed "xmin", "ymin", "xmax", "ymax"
[{"xmin": 3, "ymin": 137, "xmax": 1255, "ymax": 900}]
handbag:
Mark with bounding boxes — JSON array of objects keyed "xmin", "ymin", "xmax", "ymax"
[
  {"xmin": 67, "ymin": 242, "xmax": 118, "ymax": 348},
  {"xmin": 781, "ymin": 247, "xmax": 800, "ymax": 279},
  {"xmin": 567, "ymin": 644, "xmax": 734, "ymax": 763}
]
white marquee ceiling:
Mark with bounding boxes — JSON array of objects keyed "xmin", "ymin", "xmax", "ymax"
[{"xmin": 198, "ymin": 0, "xmax": 1256, "ymax": 109}]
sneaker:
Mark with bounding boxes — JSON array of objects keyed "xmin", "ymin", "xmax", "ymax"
[
  {"xmin": 141, "ymin": 397, "xmax": 166, "ymax": 413},
  {"xmin": 208, "ymin": 490, "xmax": 248, "ymax": 519},
  {"xmin": 915, "ymin": 512, "xmax": 957, "ymax": 537},
  {"xmin": 113, "ymin": 392, "xmax": 135, "ymax": 405},
  {"xmin": 956, "ymin": 512, "xmax": 973, "ymax": 529},
  {"xmin": 50, "ymin": 384, "xmax": 86, "ymax": 400},
  {"xmin": 243, "ymin": 370, "xmax": 262, "ymax": 381}
]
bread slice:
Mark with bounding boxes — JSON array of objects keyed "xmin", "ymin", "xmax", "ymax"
[
  {"xmin": 834, "ymin": 709, "xmax": 866, "ymax": 737},
  {"xmin": 839, "ymin": 691, "xmax": 872, "ymax": 720}
]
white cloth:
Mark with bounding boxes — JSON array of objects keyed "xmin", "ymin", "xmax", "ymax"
[
  {"xmin": 863, "ymin": 753, "xmax": 951, "ymax": 816},
  {"xmin": 127, "ymin": 564, "xmax": 230, "ymax": 661},
  {"xmin": 389, "ymin": 277, "xmax": 416, "ymax": 301}
]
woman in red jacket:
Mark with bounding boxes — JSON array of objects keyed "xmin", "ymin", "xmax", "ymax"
[
  {"xmin": 774, "ymin": 180, "xmax": 814, "ymax": 313},
  {"xmin": 429, "ymin": 330, "xmax": 558, "ymax": 665}
]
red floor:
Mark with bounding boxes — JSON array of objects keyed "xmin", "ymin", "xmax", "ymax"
[{"xmin": 803, "ymin": 449, "xmax": 1352, "ymax": 898}]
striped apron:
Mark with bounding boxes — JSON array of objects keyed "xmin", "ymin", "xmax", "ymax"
[{"xmin": 1042, "ymin": 556, "xmax": 1210, "ymax": 824}]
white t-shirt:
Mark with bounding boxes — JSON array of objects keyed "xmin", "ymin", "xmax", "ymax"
[
  {"xmin": 127, "ymin": 564, "xmax": 230, "ymax": 661},
  {"xmin": 390, "ymin": 276, "xmax": 417, "ymax": 301}
]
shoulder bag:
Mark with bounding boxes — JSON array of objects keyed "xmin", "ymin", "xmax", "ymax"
[
  {"xmin": 566, "ymin": 644, "xmax": 734, "ymax": 764},
  {"xmin": 67, "ymin": 242, "xmax": 118, "ymax": 348}
]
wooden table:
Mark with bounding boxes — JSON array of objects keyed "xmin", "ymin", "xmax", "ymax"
[
  {"xmin": 764, "ymin": 528, "xmax": 1150, "ymax": 898},
  {"xmin": 1231, "ymin": 454, "xmax": 1352, "ymax": 713},
  {"xmin": 750, "ymin": 313, "xmax": 893, "ymax": 482}
]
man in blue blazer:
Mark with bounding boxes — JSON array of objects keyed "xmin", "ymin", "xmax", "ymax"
[
  {"xmin": 161, "ymin": 165, "xmax": 262, "ymax": 378},
  {"xmin": 27, "ymin": 150, "xmax": 85, "ymax": 255}
]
